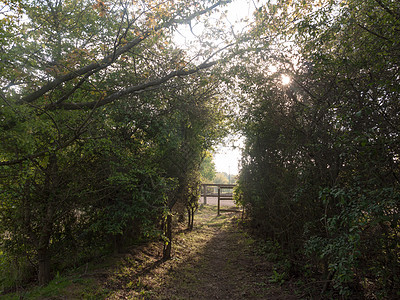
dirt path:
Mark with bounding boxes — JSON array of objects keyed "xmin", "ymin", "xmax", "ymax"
[{"xmin": 104, "ymin": 205, "xmax": 299, "ymax": 299}]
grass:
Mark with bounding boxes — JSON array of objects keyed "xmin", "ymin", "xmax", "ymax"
[
  {"xmin": 1, "ymin": 205, "xmax": 300, "ymax": 299},
  {"xmin": 1, "ymin": 274, "xmax": 110, "ymax": 299}
]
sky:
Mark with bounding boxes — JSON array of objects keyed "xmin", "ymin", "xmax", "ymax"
[
  {"xmin": 210, "ymin": 1, "xmax": 286, "ymax": 176},
  {"xmin": 174, "ymin": 1, "xmax": 265, "ymax": 175},
  {"xmin": 211, "ymin": 1, "xmax": 260, "ymax": 175},
  {"xmin": 214, "ymin": 143, "xmax": 242, "ymax": 175}
]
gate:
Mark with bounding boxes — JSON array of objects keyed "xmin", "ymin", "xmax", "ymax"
[{"xmin": 200, "ymin": 184, "xmax": 238, "ymax": 215}]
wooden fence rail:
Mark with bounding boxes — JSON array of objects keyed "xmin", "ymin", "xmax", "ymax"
[{"xmin": 200, "ymin": 183, "xmax": 236, "ymax": 215}]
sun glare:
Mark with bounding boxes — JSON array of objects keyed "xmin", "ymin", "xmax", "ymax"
[{"xmin": 281, "ymin": 74, "xmax": 291, "ymax": 85}]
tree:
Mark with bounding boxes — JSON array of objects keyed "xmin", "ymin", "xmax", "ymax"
[
  {"xmin": 235, "ymin": 0, "xmax": 400, "ymax": 296},
  {"xmin": 149, "ymin": 74, "xmax": 226, "ymax": 257},
  {"xmin": 0, "ymin": 0, "xmax": 232, "ymax": 285},
  {"xmin": 214, "ymin": 172, "xmax": 229, "ymax": 184},
  {"xmin": 200, "ymin": 153, "xmax": 216, "ymax": 183}
]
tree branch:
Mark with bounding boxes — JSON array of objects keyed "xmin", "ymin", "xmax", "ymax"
[
  {"xmin": 17, "ymin": 0, "xmax": 231, "ymax": 105},
  {"xmin": 50, "ymin": 61, "xmax": 217, "ymax": 110},
  {"xmin": 357, "ymin": 23, "xmax": 390, "ymax": 41},
  {"xmin": 373, "ymin": 0, "xmax": 400, "ymax": 20}
]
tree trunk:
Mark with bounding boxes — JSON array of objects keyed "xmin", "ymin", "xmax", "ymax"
[
  {"xmin": 38, "ymin": 247, "xmax": 51, "ymax": 285},
  {"xmin": 190, "ymin": 206, "xmax": 194, "ymax": 230},
  {"xmin": 36, "ymin": 153, "xmax": 57, "ymax": 285},
  {"xmin": 112, "ymin": 233, "xmax": 124, "ymax": 254},
  {"xmin": 187, "ymin": 206, "xmax": 192, "ymax": 230},
  {"xmin": 163, "ymin": 214, "xmax": 172, "ymax": 260},
  {"xmin": 37, "ymin": 210, "xmax": 53, "ymax": 285},
  {"xmin": 187, "ymin": 206, "xmax": 194, "ymax": 230}
]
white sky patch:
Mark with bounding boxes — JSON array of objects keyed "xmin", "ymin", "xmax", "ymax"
[
  {"xmin": 213, "ymin": 136, "xmax": 244, "ymax": 175},
  {"xmin": 269, "ymin": 65, "xmax": 278, "ymax": 73},
  {"xmin": 173, "ymin": 0, "xmax": 267, "ymax": 50},
  {"xmin": 281, "ymin": 74, "xmax": 291, "ymax": 85},
  {"xmin": 214, "ymin": 146, "xmax": 241, "ymax": 175}
]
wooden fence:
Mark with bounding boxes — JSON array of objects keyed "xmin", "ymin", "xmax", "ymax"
[{"xmin": 200, "ymin": 183, "xmax": 237, "ymax": 215}]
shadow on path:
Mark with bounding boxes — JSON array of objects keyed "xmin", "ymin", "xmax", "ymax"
[
  {"xmin": 105, "ymin": 206, "xmax": 299, "ymax": 299},
  {"xmin": 147, "ymin": 207, "xmax": 298, "ymax": 299}
]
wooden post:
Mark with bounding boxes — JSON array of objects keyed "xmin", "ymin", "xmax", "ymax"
[
  {"xmin": 203, "ymin": 184, "xmax": 207, "ymax": 205},
  {"xmin": 217, "ymin": 186, "xmax": 220, "ymax": 216}
]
